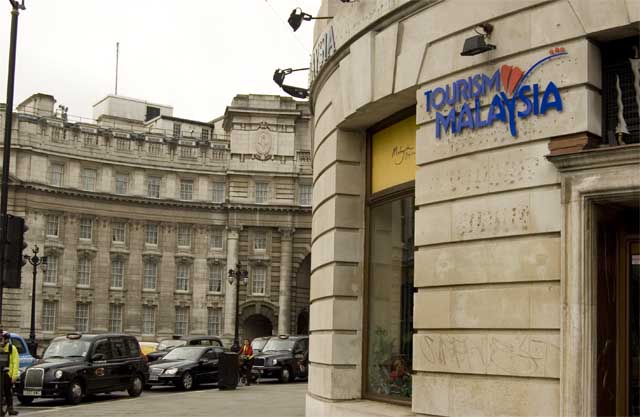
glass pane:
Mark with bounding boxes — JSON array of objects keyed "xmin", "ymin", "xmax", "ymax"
[{"xmin": 367, "ymin": 195, "xmax": 414, "ymax": 400}]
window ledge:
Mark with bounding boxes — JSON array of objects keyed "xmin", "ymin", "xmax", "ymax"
[{"xmin": 547, "ymin": 143, "xmax": 640, "ymax": 172}]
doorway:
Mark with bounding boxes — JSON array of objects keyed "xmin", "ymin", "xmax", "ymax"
[
  {"xmin": 596, "ymin": 202, "xmax": 640, "ymax": 416},
  {"xmin": 243, "ymin": 314, "xmax": 273, "ymax": 341}
]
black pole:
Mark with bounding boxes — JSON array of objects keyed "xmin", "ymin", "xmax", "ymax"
[
  {"xmin": 232, "ymin": 268, "xmax": 240, "ymax": 352},
  {"xmin": 0, "ymin": 1, "xmax": 25, "ymax": 326},
  {"xmin": 28, "ymin": 253, "xmax": 37, "ymax": 356}
]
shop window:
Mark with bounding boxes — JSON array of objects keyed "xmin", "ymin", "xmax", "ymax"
[
  {"xmin": 601, "ymin": 36, "xmax": 640, "ymax": 145},
  {"xmin": 365, "ymin": 112, "xmax": 415, "ymax": 402},
  {"xmin": 366, "ymin": 196, "xmax": 414, "ymax": 400}
]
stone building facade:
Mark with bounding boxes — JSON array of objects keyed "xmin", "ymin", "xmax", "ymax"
[
  {"xmin": 0, "ymin": 92, "xmax": 312, "ymax": 346},
  {"xmin": 307, "ymin": 1, "xmax": 639, "ymax": 417}
]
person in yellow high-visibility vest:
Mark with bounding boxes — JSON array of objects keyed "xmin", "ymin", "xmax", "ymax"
[{"xmin": 1, "ymin": 332, "xmax": 19, "ymax": 416}]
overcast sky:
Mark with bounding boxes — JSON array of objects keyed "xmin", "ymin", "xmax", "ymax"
[{"xmin": 0, "ymin": 0, "xmax": 321, "ymax": 122}]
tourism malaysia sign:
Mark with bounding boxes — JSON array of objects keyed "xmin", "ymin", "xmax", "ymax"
[{"xmin": 423, "ymin": 47, "xmax": 568, "ymax": 139}]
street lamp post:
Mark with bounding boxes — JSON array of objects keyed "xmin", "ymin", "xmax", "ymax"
[
  {"xmin": 228, "ymin": 262, "xmax": 248, "ymax": 352},
  {"xmin": 24, "ymin": 245, "xmax": 47, "ymax": 357}
]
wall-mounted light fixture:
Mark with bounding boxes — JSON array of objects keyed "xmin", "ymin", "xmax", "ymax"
[
  {"xmin": 460, "ymin": 23, "xmax": 496, "ymax": 56},
  {"xmin": 273, "ymin": 68, "xmax": 310, "ymax": 99},
  {"xmin": 288, "ymin": 7, "xmax": 333, "ymax": 32}
]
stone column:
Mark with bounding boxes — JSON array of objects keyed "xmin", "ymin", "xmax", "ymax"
[
  {"xmin": 277, "ymin": 228, "xmax": 294, "ymax": 335},
  {"xmin": 222, "ymin": 227, "xmax": 240, "ymax": 341}
]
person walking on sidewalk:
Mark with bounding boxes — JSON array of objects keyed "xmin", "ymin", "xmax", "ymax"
[{"xmin": 1, "ymin": 331, "xmax": 20, "ymax": 415}]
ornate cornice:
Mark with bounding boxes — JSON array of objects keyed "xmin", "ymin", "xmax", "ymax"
[{"xmin": 17, "ymin": 183, "xmax": 312, "ymax": 214}]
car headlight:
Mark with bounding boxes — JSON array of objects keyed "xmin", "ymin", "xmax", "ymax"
[
  {"xmin": 54, "ymin": 370, "xmax": 63, "ymax": 379},
  {"xmin": 164, "ymin": 368, "xmax": 178, "ymax": 375},
  {"xmin": 271, "ymin": 359, "xmax": 278, "ymax": 366}
]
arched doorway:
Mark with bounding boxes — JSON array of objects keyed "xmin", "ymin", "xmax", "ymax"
[
  {"xmin": 243, "ymin": 314, "xmax": 273, "ymax": 340},
  {"xmin": 293, "ymin": 254, "xmax": 311, "ymax": 335}
]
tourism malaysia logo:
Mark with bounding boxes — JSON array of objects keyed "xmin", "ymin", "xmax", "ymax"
[{"xmin": 424, "ymin": 47, "xmax": 569, "ymax": 139}]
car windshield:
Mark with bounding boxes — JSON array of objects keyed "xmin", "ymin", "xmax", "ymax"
[
  {"xmin": 161, "ymin": 347, "xmax": 204, "ymax": 361},
  {"xmin": 262, "ymin": 338, "xmax": 295, "ymax": 352},
  {"xmin": 157, "ymin": 340, "xmax": 186, "ymax": 351},
  {"xmin": 43, "ymin": 339, "xmax": 91, "ymax": 359},
  {"xmin": 252, "ymin": 338, "xmax": 268, "ymax": 351}
]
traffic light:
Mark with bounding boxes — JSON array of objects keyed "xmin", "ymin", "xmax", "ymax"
[{"xmin": 3, "ymin": 214, "xmax": 28, "ymax": 288}]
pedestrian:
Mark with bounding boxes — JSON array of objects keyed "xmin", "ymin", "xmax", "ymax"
[
  {"xmin": 0, "ymin": 331, "xmax": 19, "ymax": 415},
  {"xmin": 239, "ymin": 339, "xmax": 254, "ymax": 386}
]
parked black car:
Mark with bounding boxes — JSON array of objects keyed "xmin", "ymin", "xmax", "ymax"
[
  {"xmin": 16, "ymin": 333, "xmax": 148, "ymax": 405},
  {"xmin": 147, "ymin": 345, "xmax": 224, "ymax": 390},
  {"xmin": 250, "ymin": 336, "xmax": 270, "ymax": 354},
  {"xmin": 252, "ymin": 335, "xmax": 309, "ymax": 383},
  {"xmin": 147, "ymin": 336, "xmax": 225, "ymax": 362}
]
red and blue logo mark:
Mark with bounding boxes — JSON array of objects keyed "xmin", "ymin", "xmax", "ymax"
[{"xmin": 424, "ymin": 47, "xmax": 568, "ymax": 138}]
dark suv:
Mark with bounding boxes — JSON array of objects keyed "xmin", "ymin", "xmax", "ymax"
[
  {"xmin": 252, "ymin": 335, "xmax": 309, "ymax": 383},
  {"xmin": 16, "ymin": 333, "xmax": 148, "ymax": 405}
]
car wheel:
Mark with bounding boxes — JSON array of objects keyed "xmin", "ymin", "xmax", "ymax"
[
  {"xmin": 128, "ymin": 374, "xmax": 144, "ymax": 397},
  {"xmin": 66, "ymin": 379, "xmax": 84, "ymax": 405},
  {"xmin": 279, "ymin": 367, "xmax": 292, "ymax": 383},
  {"xmin": 17, "ymin": 395, "xmax": 34, "ymax": 406},
  {"xmin": 178, "ymin": 371, "xmax": 194, "ymax": 390}
]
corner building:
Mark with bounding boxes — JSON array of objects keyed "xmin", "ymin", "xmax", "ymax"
[
  {"xmin": 0, "ymin": 92, "xmax": 312, "ymax": 346},
  {"xmin": 307, "ymin": 1, "xmax": 639, "ymax": 416}
]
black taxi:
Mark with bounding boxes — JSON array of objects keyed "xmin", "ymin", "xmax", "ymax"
[
  {"xmin": 252, "ymin": 335, "xmax": 309, "ymax": 383},
  {"xmin": 16, "ymin": 333, "xmax": 148, "ymax": 405}
]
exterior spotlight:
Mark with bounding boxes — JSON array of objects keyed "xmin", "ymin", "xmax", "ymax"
[
  {"xmin": 273, "ymin": 68, "xmax": 310, "ymax": 99},
  {"xmin": 461, "ymin": 23, "xmax": 496, "ymax": 56},
  {"xmin": 287, "ymin": 7, "xmax": 332, "ymax": 32}
]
